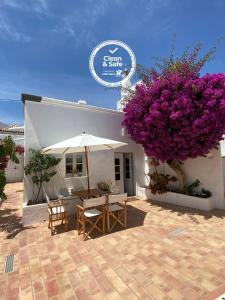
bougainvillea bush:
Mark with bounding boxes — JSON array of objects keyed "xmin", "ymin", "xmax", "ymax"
[
  {"xmin": 0, "ymin": 136, "xmax": 24, "ymax": 199},
  {"xmin": 123, "ymin": 73, "xmax": 225, "ymax": 161},
  {"xmin": 123, "ymin": 45, "xmax": 225, "ymax": 189}
]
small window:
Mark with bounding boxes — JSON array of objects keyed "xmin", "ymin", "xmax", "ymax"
[
  {"xmin": 115, "ymin": 166, "xmax": 120, "ymax": 173},
  {"xmin": 66, "ymin": 154, "xmax": 73, "ymax": 176},
  {"xmin": 125, "ymin": 157, "xmax": 130, "ymax": 179},
  {"xmin": 76, "ymin": 155, "xmax": 83, "ymax": 164},
  {"xmin": 65, "ymin": 153, "xmax": 86, "ymax": 177},
  {"xmin": 114, "ymin": 157, "xmax": 121, "ymax": 181},
  {"xmin": 115, "ymin": 173, "xmax": 120, "ymax": 180},
  {"xmin": 115, "ymin": 158, "xmax": 120, "ymax": 165}
]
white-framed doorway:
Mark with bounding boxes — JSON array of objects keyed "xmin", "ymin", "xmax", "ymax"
[{"xmin": 114, "ymin": 152, "xmax": 134, "ymax": 196}]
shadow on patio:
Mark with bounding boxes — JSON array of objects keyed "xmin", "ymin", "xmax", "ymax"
[
  {"xmin": 0, "ymin": 207, "xmax": 33, "ymax": 239},
  {"xmin": 50, "ymin": 203, "xmax": 147, "ymax": 237},
  {"xmin": 146, "ymin": 198, "xmax": 225, "ymax": 224}
]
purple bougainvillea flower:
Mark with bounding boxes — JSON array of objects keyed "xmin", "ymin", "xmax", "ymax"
[{"xmin": 123, "ymin": 73, "xmax": 225, "ymax": 161}]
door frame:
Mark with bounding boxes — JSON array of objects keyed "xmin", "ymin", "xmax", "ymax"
[
  {"xmin": 114, "ymin": 153, "xmax": 124, "ymax": 193},
  {"xmin": 114, "ymin": 152, "xmax": 135, "ymax": 196},
  {"xmin": 123, "ymin": 152, "xmax": 135, "ymax": 196}
]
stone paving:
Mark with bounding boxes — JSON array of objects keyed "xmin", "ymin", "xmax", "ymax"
[{"xmin": 1, "ymin": 183, "xmax": 225, "ymax": 299}]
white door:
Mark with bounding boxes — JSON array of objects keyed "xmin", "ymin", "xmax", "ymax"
[
  {"xmin": 114, "ymin": 153, "xmax": 124, "ymax": 193},
  {"xmin": 124, "ymin": 153, "xmax": 134, "ymax": 196}
]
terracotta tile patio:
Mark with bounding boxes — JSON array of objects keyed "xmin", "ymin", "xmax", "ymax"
[{"xmin": 1, "ymin": 183, "xmax": 225, "ymax": 299}]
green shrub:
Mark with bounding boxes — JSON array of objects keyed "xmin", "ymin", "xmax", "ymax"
[{"xmin": 24, "ymin": 149, "xmax": 61, "ymax": 204}]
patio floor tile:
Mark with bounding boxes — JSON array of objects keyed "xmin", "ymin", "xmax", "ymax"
[{"xmin": 1, "ymin": 182, "xmax": 225, "ymax": 299}]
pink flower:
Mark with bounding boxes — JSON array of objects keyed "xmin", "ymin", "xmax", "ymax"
[
  {"xmin": 15, "ymin": 145, "xmax": 24, "ymax": 155},
  {"xmin": 123, "ymin": 73, "xmax": 225, "ymax": 161}
]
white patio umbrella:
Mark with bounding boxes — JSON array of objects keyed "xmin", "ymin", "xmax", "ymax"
[{"xmin": 42, "ymin": 132, "xmax": 127, "ymax": 193}]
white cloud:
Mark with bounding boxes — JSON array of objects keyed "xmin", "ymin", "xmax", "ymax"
[
  {"xmin": 1, "ymin": 0, "xmax": 49, "ymax": 15},
  {"xmin": 53, "ymin": 0, "xmax": 172, "ymax": 47},
  {"xmin": 0, "ymin": 0, "xmax": 50, "ymax": 43},
  {"xmin": 141, "ymin": 0, "xmax": 171, "ymax": 16},
  {"xmin": 0, "ymin": 15, "xmax": 31, "ymax": 43},
  {"xmin": 53, "ymin": 0, "xmax": 119, "ymax": 47},
  {"xmin": 32, "ymin": 0, "xmax": 49, "ymax": 15}
]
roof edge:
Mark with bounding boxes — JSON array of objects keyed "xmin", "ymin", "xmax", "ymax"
[
  {"xmin": 22, "ymin": 93, "xmax": 124, "ymax": 115},
  {"xmin": 42, "ymin": 97, "xmax": 123, "ymax": 115},
  {"xmin": 21, "ymin": 93, "xmax": 42, "ymax": 104}
]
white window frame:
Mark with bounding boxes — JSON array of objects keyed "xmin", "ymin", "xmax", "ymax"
[
  {"xmin": 114, "ymin": 157, "xmax": 121, "ymax": 181},
  {"xmin": 65, "ymin": 153, "xmax": 86, "ymax": 178}
]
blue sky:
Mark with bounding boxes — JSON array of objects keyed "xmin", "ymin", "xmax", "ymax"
[{"xmin": 0, "ymin": 0, "xmax": 225, "ymax": 125}]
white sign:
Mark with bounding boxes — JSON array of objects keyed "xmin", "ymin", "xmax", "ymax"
[{"xmin": 89, "ymin": 40, "xmax": 136, "ymax": 87}]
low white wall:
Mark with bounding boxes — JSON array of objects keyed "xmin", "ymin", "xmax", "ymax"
[
  {"xmin": 144, "ymin": 148, "xmax": 225, "ymax": 210},
  {"xmin": 22, "ymin": 198, "xmax": 82, "ymax": 225},
  {"xmin": 137, "ymin": 187, "xmax": 213, "ymax": 211}
]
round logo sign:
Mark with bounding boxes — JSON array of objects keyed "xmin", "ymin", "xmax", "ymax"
[{"xmin": 89, "ymin": 40, "xmax": 136, "ymax": 87}]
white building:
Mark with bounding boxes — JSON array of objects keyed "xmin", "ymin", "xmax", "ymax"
[
  {"xmin": 22, "ymin": 93, "xmax": 145, "ymax": 204},
  {"xmin": 22, "ymin": 91, "xmax": 225, "ymax": 224},
  {"xmin": 0, "ymin": 124, "xmax": 24, "ymax": 183}
]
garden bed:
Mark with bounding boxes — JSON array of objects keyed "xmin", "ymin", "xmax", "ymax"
[{"xmin": 137, "ymin": 186, "xmax": 213, "ymax": 211}]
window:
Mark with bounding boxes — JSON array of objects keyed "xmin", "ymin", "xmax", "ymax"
[
  {"xmin": 125, "ymin": 158, "xmax": 130, "ymax": 179},
  {"xmin": 114, "ymin": 158, "xmax": 120, "ymax": 181},
  {"xmin": 65, "ymin": 153, "xmax": 86, "ymax": 177}
]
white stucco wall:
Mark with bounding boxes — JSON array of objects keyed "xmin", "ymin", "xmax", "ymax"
[
  {"xmin": 23, "ymin": 98, "xmax": 144, "ymax": 203},
  {"xmin": 145, "ymin": 148, "xmax": 225, "ymax": 210},
  {"xmin": 222, "ymin": 157, "xmax": 225, "ymax": 189}
]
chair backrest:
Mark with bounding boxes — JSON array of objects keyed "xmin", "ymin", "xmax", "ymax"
[
  {"xmin": 110, "ymin": 185, "xmax": 120, "ymax": 194},
  {"xmin": 60, "ymin": 188, "xmax": 70, "ymax": 197},
  {"xmin": 108, "ymin": 193, "xmax": 127, "ymax": 204},
  {"xmin": 48, "ymin": 205, "xmax": 64, "ymax": 214},
  {"xmin": 83, "ymin": 196, "xmax": 106, "ymax": 209}
]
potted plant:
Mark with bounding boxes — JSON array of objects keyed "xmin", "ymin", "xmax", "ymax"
[{"xmin": 97, "ymin": 180, "xmax": 111, "ymax": 193}]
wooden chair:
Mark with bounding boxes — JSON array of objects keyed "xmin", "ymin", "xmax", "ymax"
[
  {"xmin": 57, "ymin": 188, "xmax": 76, "ymax": 201},
  {"xmin": 46, "ymin": 193, "xmax": 68, "ymax": 235},
  {"xmin": 76, "ymin": 196, "xmax": 106, "ymax": 240},
  {"xmin": 107, "ymin": 193, "xmax": 127, "ymax": 232},
  {"xmin": 45, "ymin": 192, "xmax": 62, "ymax": 205},
  {"xmin": 110, "ymin": 185, "xmax": 120, "ymax": 195}
]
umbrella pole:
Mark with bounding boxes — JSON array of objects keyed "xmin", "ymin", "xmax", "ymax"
[{"xmin": 84, "ymin": 146, "xmax": 90, "ymax": 195}]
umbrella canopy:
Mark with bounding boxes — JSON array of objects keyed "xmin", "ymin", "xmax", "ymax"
[
  {"xmin": 42, "ymin": 132, "xmax": 127, "ymax": 154},
  {"xmin": 42, "ymin": 132, "xmax": 127, "ymax": 194}
]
